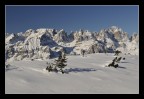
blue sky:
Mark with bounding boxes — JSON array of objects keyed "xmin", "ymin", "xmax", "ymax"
[{"xmin": 6, "ymin": 5, "xmax": 138, "ymax": 35}]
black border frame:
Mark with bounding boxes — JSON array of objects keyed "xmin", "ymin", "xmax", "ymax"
[{"xmin": 1, "ymin": 0, "xmax": 143, "ymax": 95}]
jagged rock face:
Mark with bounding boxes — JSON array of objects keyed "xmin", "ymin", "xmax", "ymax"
[
  {"xmin": 68, "ymin": 32, "xmax": 74, "ymax": 42},
  {"xmin": 113, "ymin": 31, "xmax": 122, "ymax": 40},
  {"xmin": 130, "ymin": 33, "xmax": 139, "ymax": 43},
  {"xmin": 5, "ymin": 45, "xmax": 15, "ymax": 59},
  {"xmin": 96, "ymin": 26, "xmax": 130, "ymax": 50},
  {"xmin": 5, "ymin": 29, "xmax": 57, "ymax": 61},
  {"xmin": 87, "ymin": 44, "xmax": 99, "ymax": 53},
  {"xmin": 24, "ymin": 29, "xmax": 57, "ymax": 49},
  {"xmin": 50, "ymin": 29, "xmax": 57, "ymax": 37},
  {"xmin": 119, "ymin": 42, "xmax": 127, "ymax": 48},
  {"xmin": 53, "ymin": 29, "xmax": 68, "ymax": 43},
  {"xmin": 87, "ymin": 42, "xmax": 105, "ymax": 54},
  {"xmin": 5, "ymin": 26, "xmax": 139, "ymax": 61},
  {"xmin": 5, "ymin": 33, "xmax": 25, "ymax": 44},
  {"xmin": 32, "ymin": 46, "xmax": 52, "ymax": 60},
  {"xmin": 6, "ymin": 45, "xmax": 52, "ymax": 61},
  {"xmin": 108, "ymin": 26, "xmax": 129, "ymax": 42},
  {"xmin": 116, "ymin": 33, "xmax": 139, "ymax": 55},
  {"xmin": 73, "ymin": 29, "xmax": 95, "ymax": 42},
  {"xmin": 23, "ymin": 29, "xmax": 35, "ymax": 37},
  {"xmin": 96, "ymin": 30, "xmax": 118, "ymax": 49},
  {"xmin": 40, "ymin": 34, "xmax": 57, "ymax": 47},
  {"xmin": 113, "ymin": 31, "xmax": 129, "ymax": 42}
]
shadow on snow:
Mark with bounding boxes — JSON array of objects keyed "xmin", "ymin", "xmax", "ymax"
[
  {"xmin": 117, "ymin": 66, "xmax": 126, "ymax": 69},
  {"xmin": 5, "ymin": 67, "xmax": 19, "ymax": 72},
  {"xmin": 65, "ymin": 68, "xmax": 96, "ymax": 73}
]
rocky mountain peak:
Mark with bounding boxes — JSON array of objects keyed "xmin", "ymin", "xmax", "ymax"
[{"xmin": 5, "ymin": 26, "xmax": 139, "ymax": 61}]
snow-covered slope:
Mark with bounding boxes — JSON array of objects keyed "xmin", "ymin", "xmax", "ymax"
[
  {"xmin": 5, "ymin": 26, "xmax": 139, "ymax": 61},
  {"xmin": 116, "ymin": 33, "xmax": 139, "ymax": 55},
  {"xmin": 5, "ymin": 53, "xmax": 139, "ymax": 94}
]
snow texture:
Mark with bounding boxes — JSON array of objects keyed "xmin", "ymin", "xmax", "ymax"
[{"xmin": 5, "ymin": 53, "xmax": 139, "ymax": 94}]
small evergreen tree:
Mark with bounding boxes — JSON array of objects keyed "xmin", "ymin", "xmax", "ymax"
[
  {"xmin": 53, "ymin": 63, "xmax": 58, "ymax": 73},
  {"xmin": 108, "ymin": 61, "xmax": 119, "ymax": 68},
  {"xmin": 113, "ymin": 57, "xmax": 117, "ymax": 62},
  {"xmin": 108, "ymin": 57, "xmax": 120, "ymax": 68},
  {"xmin": 108, "ymin": 61, "xmax": 115, "ymax": 67},
  {"xmin": 54, "ymin": 52, "xmax": 67, "ymax": 74},
  {"xmin": 114, "ymin": 50, "xmax": 121, "ymax": 56},
  {"xmin": 114, "ymin": 64, "xmax": 119, "ymax": 68},
  {"xmin": 46, "ymin": 62, "xmax": 53, "ymax": 72},
  {"xmin": 116, "ymin": 57, "xmax": 122, "ymax": 63},
  {"xmin": 46, "ymin": 52, "xmax": 67, "ymax": 74}
]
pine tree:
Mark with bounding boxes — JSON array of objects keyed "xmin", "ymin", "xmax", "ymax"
[
  {"xmin": 108, "ymin": 61, "xmax": 115, "ymax": 67},
  {"xmin": 116, "ymin": 57, "xmax": 122, "ymax": 63},
  {"xmin": 113, "ymin": 57, "xmax": 117, "ymax": 62},
  {"xmin": 46, "ymin": 52, "xmax": 67, "ymax": 74},
  {"xmin": 114, "ymin": 50, "xmax": 121, "ymax": 56},
  {"xmin": 107, "ymin": 57, "xmax": 119, "ymax": 68},
  {"xmin": 114, "ymin": 64, "xmax": 119, "ymax": 68},
  {"xmin": 46, "ymin": 62, "xmax": 53, "ymax": 72},
  {"xmin": 108, "ymin": 61, "xmax": 119, "ymax": 68},
  {"xmin": 54, "ymin": 52, "xmax": 67, "ymax": 74},
  {"xmin": 53, "ymin": 65, "xmax": 58, "ymax": 73}
]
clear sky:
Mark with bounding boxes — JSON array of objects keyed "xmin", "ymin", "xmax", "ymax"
[{"xmin": 6, "ymin": 5, "xmax": 138, "ymax": 35}]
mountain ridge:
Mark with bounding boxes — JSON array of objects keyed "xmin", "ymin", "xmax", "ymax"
[{"xmin": 5, "ymin": 26, "xmax": 139, "ymax": 61}]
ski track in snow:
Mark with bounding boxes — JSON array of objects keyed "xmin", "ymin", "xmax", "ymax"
[{"xmin": 5, "ymin": 53, "xmax": 139, "ymax": 94}]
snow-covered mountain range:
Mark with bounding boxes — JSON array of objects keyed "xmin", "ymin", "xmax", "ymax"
[{"xmin": 5, "ymin": 26, "xmax": 139, "ymax": 61}]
